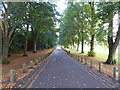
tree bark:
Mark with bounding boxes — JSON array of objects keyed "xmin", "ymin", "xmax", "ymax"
[
  {"xmin": 105, "ymin": 19, "xmax": 114, "ymax": 64},
  {"xmin": 77, "ymin": 31, "xmax": 80, "ymax": 51},
  {"xmin": 44, "ymin": 43, "xmax": 46, "ymax": 49},
  {"xmin": 2, "ymin": 9, "xmax": 9, "ymax": 63},
  {"xmin": 2, "ymin": 3, "xmax": 9, "ymax": 63},
  {"xmin": 23, "ymin": 24, "xmax": 29, "ymax": 56},
  {"xmin": 33, "ymin": 31, "xmax": 38, "ymax": 53},
  {"xmin": 42, "ymin": 41, "xmax": 44, "ymax": 50},
  {"xmin": 1, "ymin": 2, "xmax": 18, "ymax": 63},
  {"xmin": 47, "ymin": 38, "xmax": 50, "ymax": 49},
  {"xmin": 0, "ymin": 27, "xmax": 2, "ymax": 64},
  {"xmin": 89, "ymin": 2, "xmax": 95, "ymax": 52},
  {"xmin": 72, "ymin": 39, "xmax": 75, "ymax": 49},
  {"xmin": 106, "ymin": 47, "xmax": 116, "ymax": 64},
  {"xmin": 33, "ymin": 37, "xmax": 37, "ymax": 53},
  {"xmin": 81, "ymin": 30, "xmax": 84, "ymax": 53},
  {"xmin": 90, "ymin": 34, "xmax": 95, "ymax": 52},
  {"xmin": 105, "ymin": 13, "xmax": 120, "ymax": 64},
  {"xmin": 2, "ymin": 33, "xmax": 9, "ymax": 63}
]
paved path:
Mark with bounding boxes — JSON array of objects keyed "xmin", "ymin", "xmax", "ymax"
[{"xmin": 19, "ymin": 47, "xmax": 118, "ymax": 88}]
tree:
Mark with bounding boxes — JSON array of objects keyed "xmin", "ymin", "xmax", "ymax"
[
  {"xmin": 59, "ymin": 2, "xmax": 91, "ymax": 53},
  {"xmin": 1, "ymin": 2, "xmax": 25, "ymax": 63},
  {"xmin": 30, "ymin": 2, "xmax": 58, "ymax": 53},
  {"xmin": 1, "ymin": 2, "xmax": 58, "ymax": 64},
  {"xmin": 97, "ymin": 2, "xmax": 120, "ymax": 64},
  {"xmin": 69, "ymin": 2, "xmax": 88, "ymax": 52}
]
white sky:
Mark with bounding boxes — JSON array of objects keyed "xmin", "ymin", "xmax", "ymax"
[
  {"xmin": 53, "ymin": 0, "xmax": 67, "ymax": 29},
  {"xmin": 55, "ymin": 0, "xmax": 67, "ymax": 14}
]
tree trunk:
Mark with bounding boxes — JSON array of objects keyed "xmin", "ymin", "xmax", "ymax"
[
  {"xmin": 105, "ymin": 13, "xmax": 120, "ymax": 64},
  {"xmin": 44, "ymin": 43, "xmax": 46, "ymax": 49},
  {"xmin": 41, "ymin": 40, "xmax": 44, "ymax": 50},
  {"xmin": 0, "ymin": 29, "xmax": 2, "ymax": 64},
  {"xmin": 89, "ymin": 2, "xmax": 95, "ymax": 52},
  {"xmin": 2, "ymin": 2, "xmax": 16, "ymax": 63},
  {"xmin": 33, "ymin": 33, "xmax": 38, "ymax": 53},
  {"xmin": 47, "ymin": 38, "xmax": 50, "ymax": 49},
  {"xmin": 72, "ymin": 39, "xmax": 75, "ymax": 49},
  {"xmin": 2, "ymin": 4, "xmax": 9, "ymax": 63},
  {"xmin": 33, "ymin": 39, "xmax": 37, "ymax": 53},
  {"xmin": 23, "ymin": 24, "xmax": 29, "ymax": 56},
  {"xmin": 90, "ymin": 34, "xmax": 95, "ymax": 52},
  {"xmin": 45, "ymin": 39, "xmax": 48, "ymax": 49},
  {"xmin": 2, "ymin": 33, "xmax": 9, "ymax": 63},
  {"xmin": 105, "ymin": 47, "xmax": 116, "ymax": 64},
  {"xmin": 81, "ymin": 31, "xmax": 84, "ymax": 53},
  {"xmin": 105, "ymin": 19, "xmax": 114, "ymax": 64}
]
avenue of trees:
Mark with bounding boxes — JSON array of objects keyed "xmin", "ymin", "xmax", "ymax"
[
  {"xmin": 1, "ymin": 2, "xmax": 59, "ymax": 64},
  {"xmin": 59, "ymin": 2, "xmax": 120, "ymax": 64}
]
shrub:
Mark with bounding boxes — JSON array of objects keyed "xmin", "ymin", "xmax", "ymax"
[
  {"xmin": 3, "ymin": 60, "xmax": 10, "ymax": 64},
  {"xmin": 113, "ymin": 59, "xmax": 117, "ymax": 64},
  {"xmin": 87, "ymin": 51, "xmax": 96, "ymax": 56},
  {"xmin": 8, "ymin": 51, "xmax": 11, "ymax": 57}
]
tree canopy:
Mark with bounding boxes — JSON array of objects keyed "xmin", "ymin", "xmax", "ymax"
[
  {"xmin": 59, "ymin": 2, "xmax": 120, "ymax": 64},
  {"xmin": 1, "ymin": 2, "xmax": 59, "ymax": 64}
]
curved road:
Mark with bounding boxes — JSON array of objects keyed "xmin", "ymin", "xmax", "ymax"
[{"xmin": 22, "ymin": 47, "xmax": 118, "ymax": 88}]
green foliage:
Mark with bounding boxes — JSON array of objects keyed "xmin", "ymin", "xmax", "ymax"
[
  {"xmin": 3, "ymin": 60, "xmax": 10, "ymax": 64},
  {"xmin": 59, "ymin": 2, "xmax": 120, "ymax": 65},
  {"xmin": 59, "ymin": 2, "xmax": 88, "ymax": 47},
  {"xmin": 87, "ymin": 51, "xmax": 96, "ymax": 57},
  {"xmin": 59, "ymin": 2, "xmax": 101, "ymax": 51},
  {"xmin": 8, "ymin": 51, "xmax": 11, "ymax": 57},
  {"xmin": 113, "ymin": 59, "xmax": 117, "ymax": 64},
  {"xmin": 2, "ymin": 2, "xmax": 119, "ymax": 65},
  {"xmin": 2, "ymin": 2, "xmax": 58, "ymax": 62},
  {"xmin": 9, "ymin": 31, "xmax": 24, "ymax": 53}
]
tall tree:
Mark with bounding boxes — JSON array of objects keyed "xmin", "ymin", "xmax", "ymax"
[
  {"xmin": 1, "ymin": 2, "xmax": 24, "ymax": 63},
  {"xmin": 97, "ymin": 2, "xmax": 120, "ymax": 64},
  {"xmin": 30, "ymin": 2, "xmax": 58, "ymax": 53}
]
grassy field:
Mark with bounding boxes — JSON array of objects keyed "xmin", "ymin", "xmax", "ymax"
[{"xmin": 63, "ymin": 45, "xmax": 119, "ymax": 63}]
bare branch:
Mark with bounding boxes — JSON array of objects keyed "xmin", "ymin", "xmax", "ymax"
[
  {"xmin": 9, "ymin": 32, "xmax": 17, "ymax": 47},
  {"xmin": 8, "ymin": 25, "xmax": 16, "ymax": 42},
  {"xmin": 2, "ymin": 2, "xmax": 7, "ymax": 12}
]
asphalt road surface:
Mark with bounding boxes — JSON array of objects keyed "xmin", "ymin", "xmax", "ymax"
[{"xmin": 24, "ymin": 46, "xmax": 118, "ymax": 88}]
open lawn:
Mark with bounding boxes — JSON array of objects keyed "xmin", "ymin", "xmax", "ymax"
[{"xmin": 63, "ymin": 45, "xmax": 119, "ymax": 63}]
